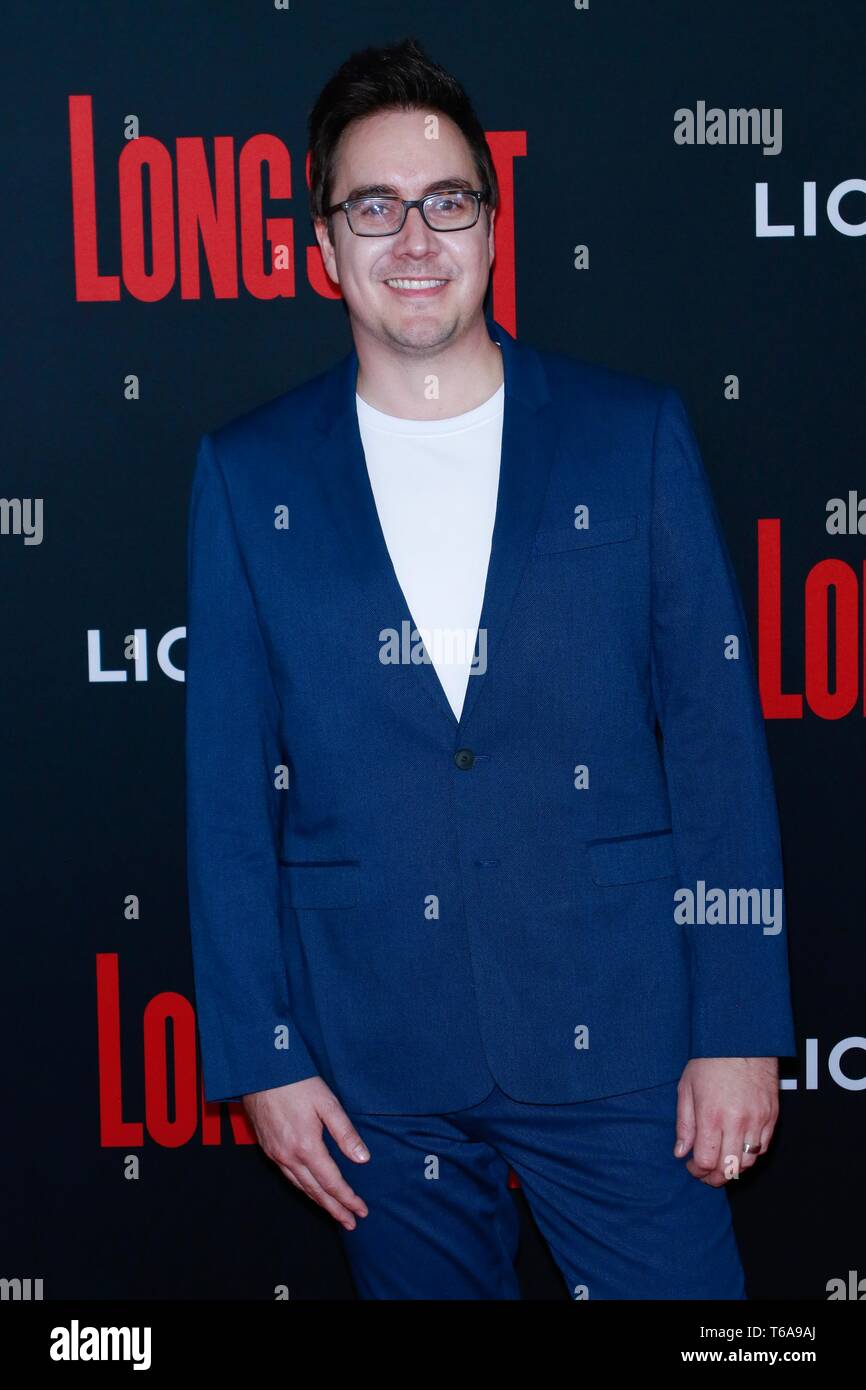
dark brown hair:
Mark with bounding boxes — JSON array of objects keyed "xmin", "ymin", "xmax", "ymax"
[{"xmin": 307, "ymin": 37, "xmax": 499, "ymax": 234}]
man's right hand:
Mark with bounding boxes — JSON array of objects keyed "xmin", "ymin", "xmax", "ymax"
[{"xmin": 242, "ymin": 1077, "xmax": 370, "ymax": 1230}]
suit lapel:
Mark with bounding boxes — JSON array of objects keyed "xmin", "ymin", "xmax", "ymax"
[
  {"xmin": 458, "ymin": 318, "xmax": 556, "ymax": 730},
  {"xmin": 307, "ymin": 313, "xmax": 556, "ymax": 736}
]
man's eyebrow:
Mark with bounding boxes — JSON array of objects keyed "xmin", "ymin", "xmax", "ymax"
[{"xmin": 341, "ymin": 176, "xmax": 476, "ymax": 202}]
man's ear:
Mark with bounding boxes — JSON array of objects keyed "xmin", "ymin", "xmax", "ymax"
[
  {"xmin": 313, "ymin": 216, "xmax": 339, "ymax": 284},
  {"xmin": 486, "ymin": 205, "xmax": 496, "ymax": 266}
]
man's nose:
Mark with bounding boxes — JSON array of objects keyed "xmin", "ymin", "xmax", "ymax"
[{"xmin": 392, "ymin": 204, "xmax": 440, "ymax": 248}]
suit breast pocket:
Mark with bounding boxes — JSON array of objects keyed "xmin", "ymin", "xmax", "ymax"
[
  {"xmin": 278, "ymin": 861, "xmax": 360, "ymax": 909},
  {"xmin": 586, "ymin": 830, "xmax": 677, "ymax": 885},
  {"xmin": 532, "ymin": 513, "xmax": 639, "ymax": 556}
]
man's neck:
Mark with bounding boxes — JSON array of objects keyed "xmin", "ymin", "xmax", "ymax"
[{"xmin": 354, "ymin": 318, "xmax": 503, "ymax": 421}]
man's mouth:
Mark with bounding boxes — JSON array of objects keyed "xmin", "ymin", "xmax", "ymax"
[{"xmin": 383, "ymin": 277, "xmax": 449, "ymax": 293}]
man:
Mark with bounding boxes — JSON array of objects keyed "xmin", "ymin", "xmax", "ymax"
[{"xmin": 185, "ymin": 38, "xmax": 797, "ymax": 1300}]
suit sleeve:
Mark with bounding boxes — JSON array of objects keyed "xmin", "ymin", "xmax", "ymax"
[
  {"xmin": 185, "ymin": 432, "xmax": 319, "ymax": 1102},
  {"xmin": 649, "ymin": 388, "xmax": 797, "ymax": 1059}
]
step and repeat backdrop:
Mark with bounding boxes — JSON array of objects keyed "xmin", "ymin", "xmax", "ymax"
[{"xmin": 3, "ymin": 1, "xmax": 864, "ymax": 1301}]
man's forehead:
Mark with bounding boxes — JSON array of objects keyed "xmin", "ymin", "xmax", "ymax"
[
  {"xmin": 335, "ymin": 113, "xmax": 475, "ymax": 194},
  {"xmin": 340, "ymin": 174, "xmax": 476, "ymax": 202}
]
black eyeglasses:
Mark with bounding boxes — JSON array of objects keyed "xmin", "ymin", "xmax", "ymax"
[{"xmin": 323, "ymin": 188, "xmax": 487, "ymax": 237}]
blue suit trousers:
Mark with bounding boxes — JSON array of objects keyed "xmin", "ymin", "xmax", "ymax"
[{"xmin": 322, "ymin": 1078, "xmax": 746, "ymax": 1300}]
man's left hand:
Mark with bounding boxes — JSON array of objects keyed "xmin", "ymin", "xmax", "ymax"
[{"xmin": 673, "ymin": 1057, "xmax": 780, "ymax": 1185}]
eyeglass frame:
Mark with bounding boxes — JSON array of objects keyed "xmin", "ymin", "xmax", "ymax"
[{"xmin": 322, "ymin": 188, "xmax": 489, "ymax": 237}]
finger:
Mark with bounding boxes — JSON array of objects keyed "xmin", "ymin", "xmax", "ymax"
[
  {"xmin": 758, "ymin": 1115, "xmax": 776, "ymax": 1155},
  {"xmin": 686, "ymin": 1119, "xmax": 722, "ymax": 1181},
  {"xmin": 292, "ymin": 1162, "xmax": 362, "ymax": 1230},
  {"xmin": 739, "ymin": 1124, "xmax": 763, "ymax": 1172},
  {"xmin": 276, "ymin": 1158, "xmax": 358, "ymax": 1227},
  {"xmin": 320, "ymin": 1100, "xmax": 372, "ymax": 1165},
  {"xmin": 272, "ymin": 1156, "xmax": 357, "ymax": 1226},
  {"xmin": 674, "ymin": 1080, "xmax": 696, "ymax": 1158},
  {"xmin": 718, "ymin": 1126, "xmax": 744, "ymax": 1185},
  {"xmin": 276, "ymin": 1163, "xmax": 304, "ymax": 1192},
  {"xmin": 304, "ymin": 1143, "xmax": 369, "ymax": 1219}
]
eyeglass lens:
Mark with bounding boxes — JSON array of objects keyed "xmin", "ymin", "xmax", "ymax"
[{"xmin": 348, "ymin": 191, "xmax": 478, "ymax": 234}]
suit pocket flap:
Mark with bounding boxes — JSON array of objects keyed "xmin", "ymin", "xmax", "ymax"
[
  {"xmin": 533, "ymin": 514, "xmax": 638, "ymax": 555},
  {"xmin": 279, "ymin": 861, "xmax": 359, "ymax": 908},
  {"xmin": 587, "ymin": 831, "xmax": 676, "ymax": 885}
]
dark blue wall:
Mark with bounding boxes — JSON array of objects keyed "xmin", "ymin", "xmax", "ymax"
[{"xmin": 3, "ymin": 0, "xmax": 864, "ymax": 1300}]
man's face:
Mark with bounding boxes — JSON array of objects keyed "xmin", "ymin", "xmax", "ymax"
[{"xmin": 314, "ymin": 108, "xmax": 496, "ymax": 354}]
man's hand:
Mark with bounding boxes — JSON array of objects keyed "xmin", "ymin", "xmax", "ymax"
[
  {"xmin": 242, "ymin": 1077, "xmax": 370, "ymax": 1230},
  {"xmin": 673, "ymin": 1057, "xmax": 780, "ymax": 1186}
]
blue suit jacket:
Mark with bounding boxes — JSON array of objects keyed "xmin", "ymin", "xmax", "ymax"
[{"xmin": 185, "ymin": 313, "xmax": 797, "ymax": 1112}]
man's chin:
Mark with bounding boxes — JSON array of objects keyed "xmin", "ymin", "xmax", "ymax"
[{"xmin": 381, "ymin": 312, "xmax": 459, "ymax": 353}]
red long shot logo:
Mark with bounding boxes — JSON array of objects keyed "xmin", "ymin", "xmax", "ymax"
[
  {"xmin": 759, "ymin": 518, "xmax": 866, "ymax": 719},
  {"xmin": 68, "ymin": 94, "xmax": 523, "ymax": 332}
]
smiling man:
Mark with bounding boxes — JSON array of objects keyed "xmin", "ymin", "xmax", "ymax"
[
  {"xmin": 185, "ymin": 37, "xmax": 797, "ymax": 1300},
  {"xmin": 315, "ymin": 114, "xmax": 503, "ymax": 419}
]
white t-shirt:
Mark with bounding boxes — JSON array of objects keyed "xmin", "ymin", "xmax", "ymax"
[{"xmin": 356, "ymin": 381, "xmax": 504, "ymax": 722}]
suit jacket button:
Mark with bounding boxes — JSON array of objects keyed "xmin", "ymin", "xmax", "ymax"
[{"xmin": 454, "ymin": 747, "xmax": 475, "ymax": 770}]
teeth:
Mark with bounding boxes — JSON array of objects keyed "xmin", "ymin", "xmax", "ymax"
[{"xmin": 385, "ymin": 278, "xmax": 446, "ymax": 289}]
